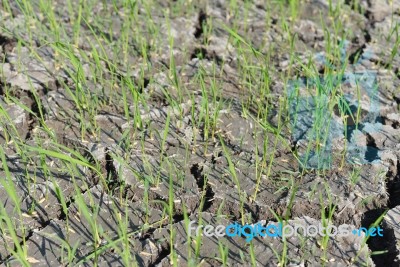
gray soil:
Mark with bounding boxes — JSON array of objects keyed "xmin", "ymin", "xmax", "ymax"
[{"xmin": 0, "ymin": 0, "xmax": 400, "ymax": 266}]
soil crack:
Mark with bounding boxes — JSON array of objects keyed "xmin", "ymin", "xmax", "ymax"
[
  {"xmin": 150, "ymin": 244, "xmax": 170, "ymax": 267},
  {"xmin": 25, "ymin": 91, "xmax": 46, "ymax": 141},
  {"xmin": 194, "ymin": 10, "xmax": 207, "ymax": 39},
  {"xmin": 361, "ymin": 157, "xmax": 400, "ymax": 266},
  {"xmin": 190, "ymin": 163, "xmax": 214, "ymax": 212}
]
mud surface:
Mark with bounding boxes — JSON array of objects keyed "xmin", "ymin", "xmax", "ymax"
[{"xmin": 0, "ymin": 0, "xmax": 400, "ymax": 266}]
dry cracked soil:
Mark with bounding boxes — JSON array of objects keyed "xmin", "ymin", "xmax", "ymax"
[{"xmin": 0, "ymin": 0, "xmax": 400, "ymax": 266}]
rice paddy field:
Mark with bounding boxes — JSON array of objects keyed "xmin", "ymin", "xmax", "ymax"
[{"xmin": 0, "ymin": 0, "xmax": 400, "ymax": 266}]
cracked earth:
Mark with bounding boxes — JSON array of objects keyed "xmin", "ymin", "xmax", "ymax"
[{"xmin": 0, "ymin": 0, "xmax": 400, "ymax": 266}]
